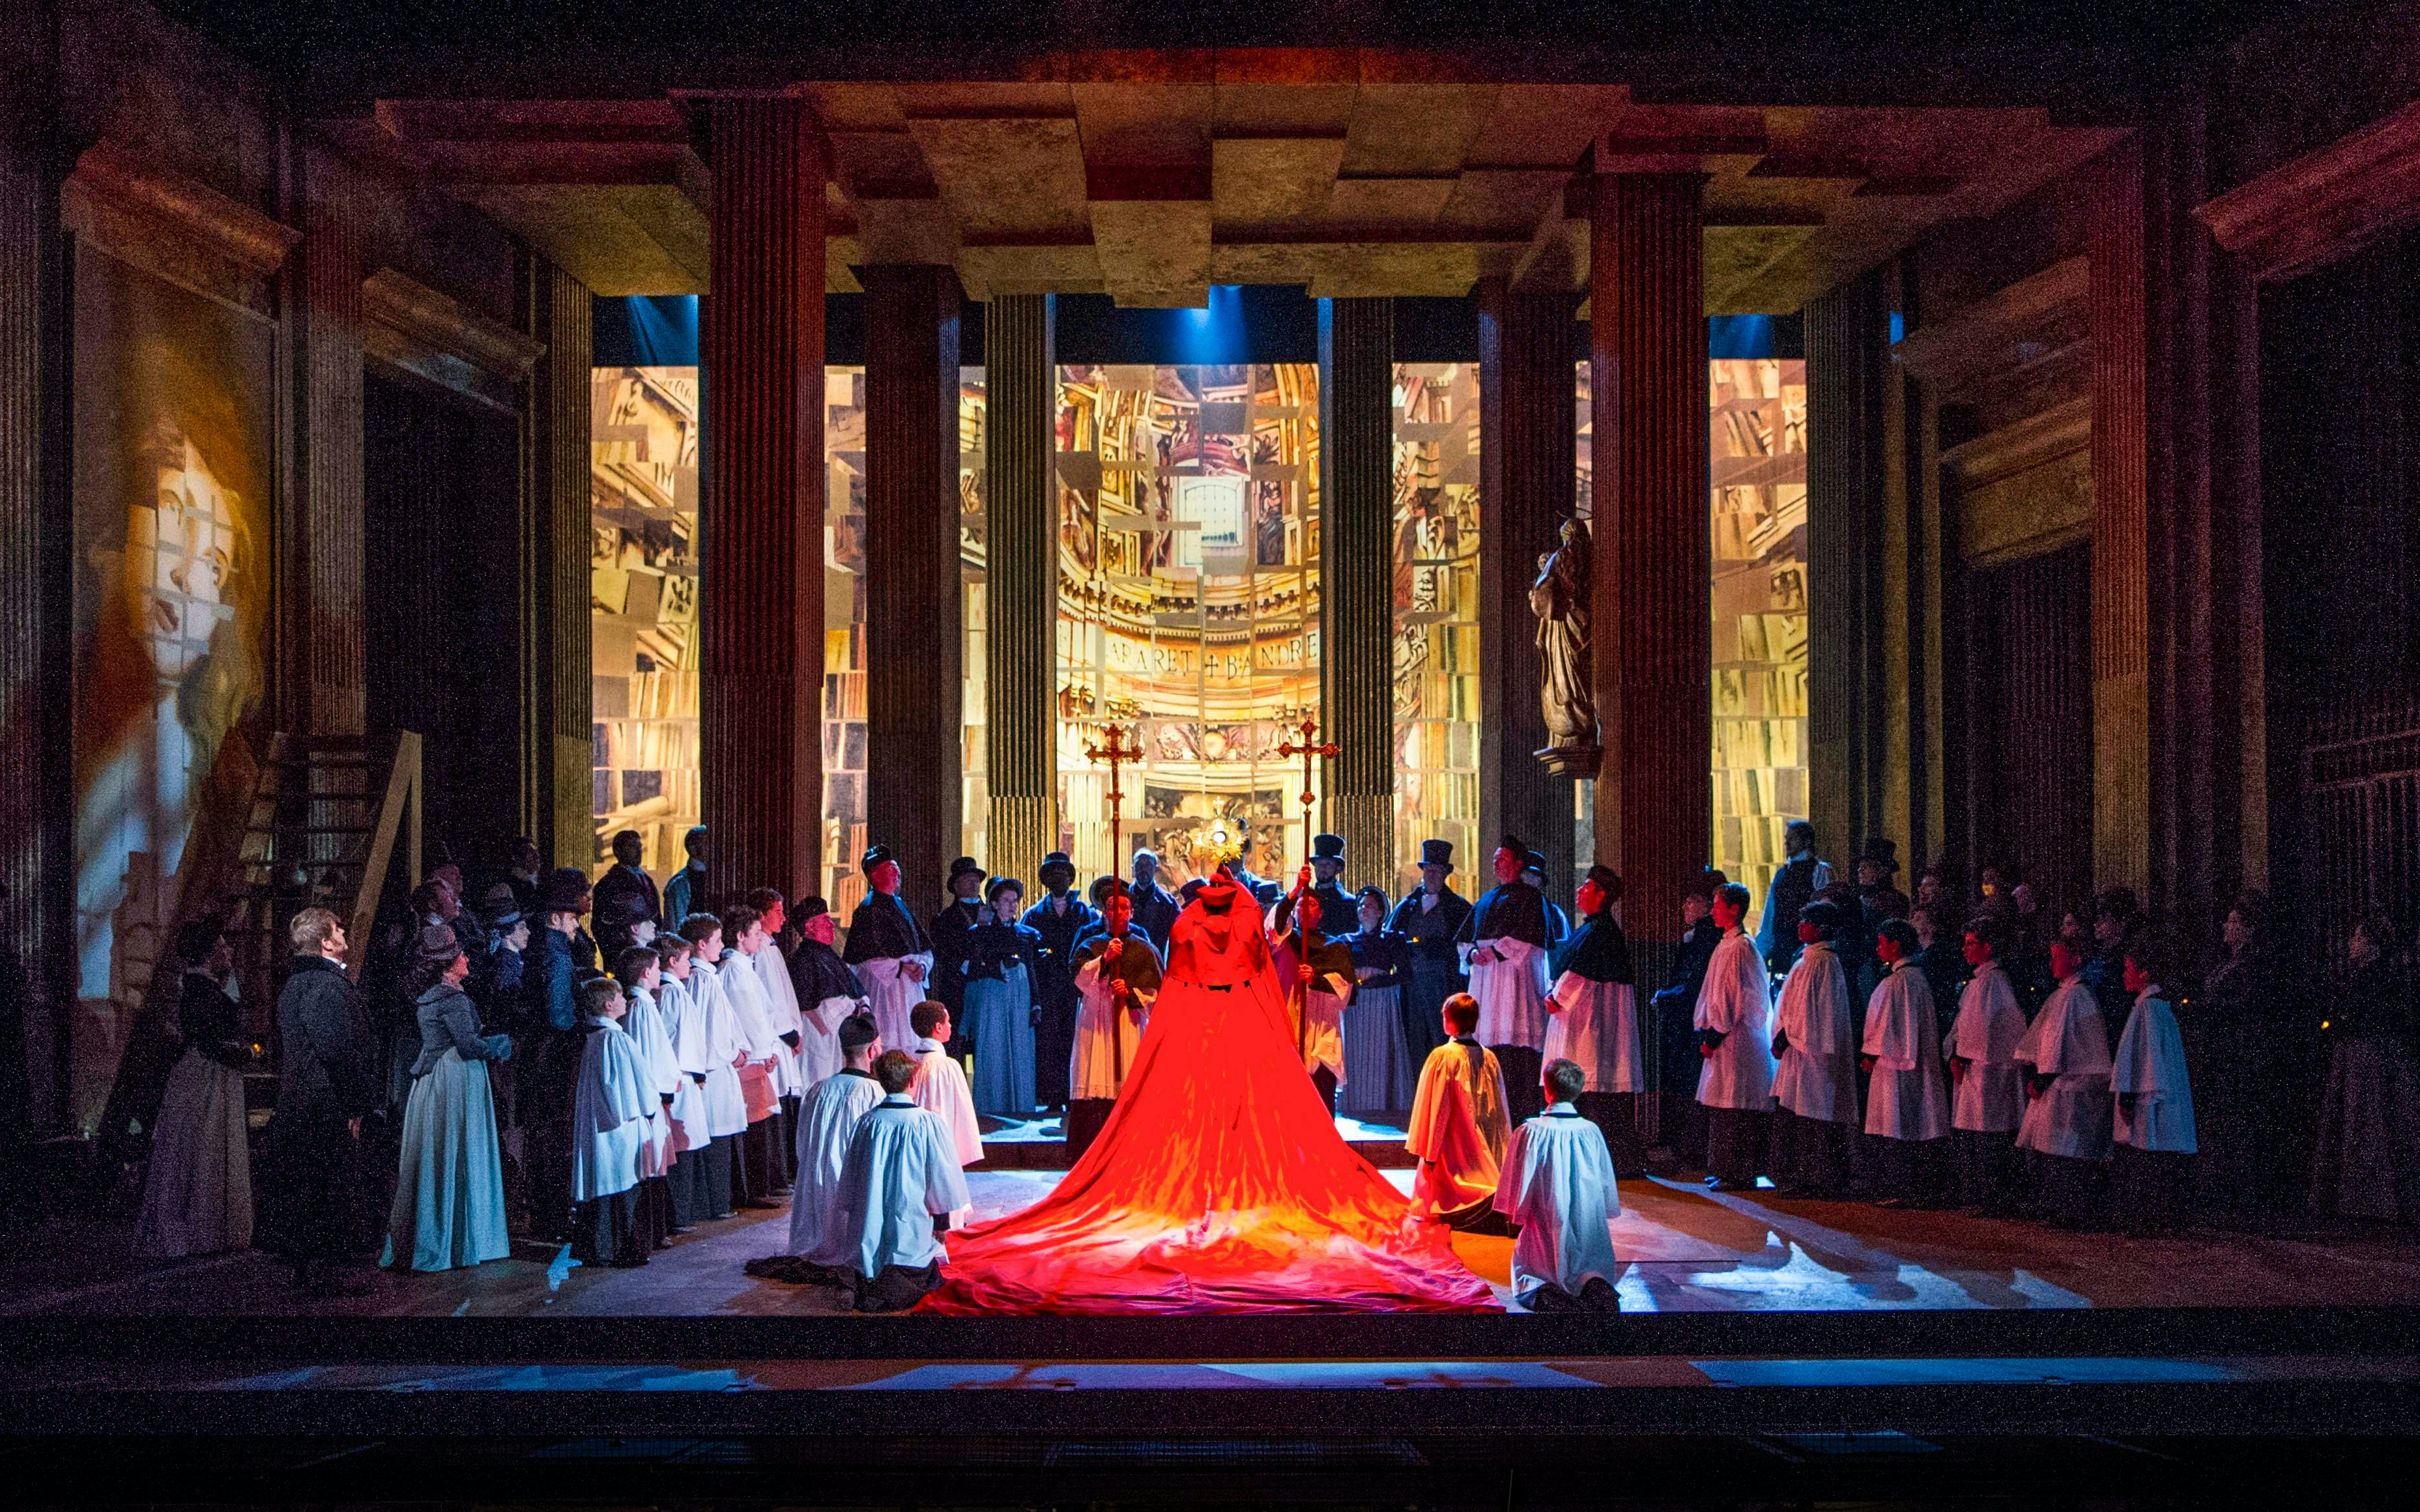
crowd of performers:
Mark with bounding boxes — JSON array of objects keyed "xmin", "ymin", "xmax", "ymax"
[{"xmin": 126, "ymin": 814, "xmax": 2418, "ymax": 1303}]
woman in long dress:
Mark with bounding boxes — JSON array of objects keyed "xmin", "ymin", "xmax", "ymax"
[
  {"xmin": 2310, "ymin": 913, "xmax": 2420, "ymax": 1223},
  {"xmin": 962, "ymin": 877, "xmax": 1041, "ymax": 1118},
  {"xmin": 134, "ymin": 919, "xmax": 255, "ymax": 1258},
  {"xmin": 921, "ymin": 863, "xmax": 1495, "ymax": 1313},
  {"xmin": 385, "ymin": 924, "xmax": 514, "ymax": 1272},
  {"xmin": 1337, "ymin": 887, "xmax": 1416, "ymax": 1116}
]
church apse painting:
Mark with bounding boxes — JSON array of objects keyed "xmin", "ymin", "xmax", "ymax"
[
  {"xmin": 1056, "ymin": 364, "xmax": 1322, "ymax": 883},
  {"xmin": 70, "ymin": 249, "xmax": 273, "ymax": 1134}
]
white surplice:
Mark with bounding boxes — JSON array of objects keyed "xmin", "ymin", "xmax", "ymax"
[
  {"xmin": 1069, "ymin": 952, "xmax": 1155, "ymax": 1101},
  {"xmin": 830, "ymin": 1096, "xmax": 973, "ymax": 1278},
  {"xmin": 1693, "ymin": 930, "xmax": 1777, "ymax": 1110},
  {"xmin": 857, "ymin": 954, "xmax": 935, "ymax": 1057},
  {"xmin": 2015, "ymin": 977, "xmax": 2114, "ymax": 1160},
  {"xmin": 1543, "ymin": 972, "xmax": 1643, "ymax": 1093},
  {"xmin": 1769, "ymin": 941, "xmax": 1858, "ymax": 1123},
  {"xmin": 789, "ymin": 1068, "xmax": 889, "ymax": 1261},
  {"xmin": 747, "ymin": 943, "xmax": 808, "ymax": 1097},
  {"xmin": 1405, "ymin": 1038, "xmax": 1510, "ymax": 1218},
  {"xmin": 1862, "ymin": 962, "xmax": 1950, "ymax": 1141},
  {"xmin": 1948, "ymin": 960, "xmax": 2028, "ymax": 1133},
  {"xmin": 1493, "ymin": 1104, "xmax": 1624, "ymax": 1307},
  {"xmin": 1464, "ymin": 935, "xmax": 1550, "ymax": 1049},
  {"xmin": 652, "ymin": 977, "xmax": 710, "ymax": 1152},
  {"xmin": 2112, "ymin": 987, "xmax": 2197, "ymax": 1153},
  {"xmin": 571, "ymin": 1019, "xmax": 657, "ymax": 1202},
  {"xmin": 908, "ymin": 1036, "xmax": 985, "ymax": 1176},
  {"xmin": 672, "ymin": 962, "xmax": 749, "ymax": 1139},
  {"xmin": 622, "ymin": 986, "xmax": 682, "ymax": 1175}
]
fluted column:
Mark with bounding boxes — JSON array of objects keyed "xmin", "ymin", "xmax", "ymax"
[
  {"xmin": 1318, "ymin": 296, "xmax": 1395, "ymax": 891},
  {"xmin": 522, "ymin": 256, "xmax": 594, "ymax": 870},
  {"xmin": 1476, "ymin": 278, "xmax": 1577, "ymax": 900},
  {"xmin": 1, "ymin": 15, "xmax": 68, "ymax": 1131},
  {"xmin": 2088, "ymin": 136, "xmax": 2152, "ymax": 902},
  {"xmin": 1804, "ymin": 270, "xmax": 1888, "ymax": 874},
  {"xmin": 295, "ymin": 143, "xmax": 367, "ymax": 737},
  {"xmin": 862, "ymin": 264, "xmax": 963, "ymax": 907},
  {"xmin": 1590, "ymin": 172, "xmax": 1710, "ymax": 955},
  {"xmin": 698, "ymin": 92, "xmax": 826, "ymax": 904},
  {"xmin": 984, "ymin": 293, "xmax": 1056, "ymax": 889}
]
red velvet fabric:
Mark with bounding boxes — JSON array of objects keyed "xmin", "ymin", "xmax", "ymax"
[{"xmin": 920, "ymin": 875, "xmax": 1498, "ymax": 1314}]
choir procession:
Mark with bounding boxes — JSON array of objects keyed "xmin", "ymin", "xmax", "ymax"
[
  {"xmin": 18, "ymin": 1, "xmax": 2420, "ymax": 1495},
  {"xmin": 120, "ymin": 816, "xmax": 2396, "ymax": 1317}
]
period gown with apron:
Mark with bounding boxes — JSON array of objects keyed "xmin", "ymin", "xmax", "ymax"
[
  {"xmin": 961, "ymin": 915, "xmax": 1043, "ymax": 1117},
  {"xmin": 134, "ymin": 969, "xmax": 256, "ymax": 1258},
  {"xmin": 384, "ymin": 981, "xmax": 513, "ymax": 1272}
]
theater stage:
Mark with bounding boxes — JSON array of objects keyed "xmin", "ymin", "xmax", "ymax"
[{"xmin": 18, "ymin": 1157, "xmax": 2420, "ymax": 1322}]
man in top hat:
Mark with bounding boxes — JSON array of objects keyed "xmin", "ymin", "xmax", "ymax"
[
  {"xmin": 661, "ymin": 826, "xmax": 708, "ymax": 932},
  {"xmin": 1852, "ymin": 839, "xmax": 1910, "ymax": 1003},
  {"xmin": 843, "ymin": 846, "xmax": 934, "ymax": 1053},
  {"xmin": 929, "ymin": 857, "xmax": 989, "ymax": 1067},
  {"xmin": 592, "ymin": 829, "xmax": 661, "ymax": 960},
  {"xmin": 1306, "ymin": 833, "xmax": 1358, "ymax": 937},
  {"xmin": 1455, "ymin": 834, "xmax": 1555, "ymax": 1127},
  {"xmin": 1389, "ymin": 838, "xmax": 1473, "ymax": 1066},
  {"xmin": 1020, "ymin": 851, "xmax": 1098, "ymax": 1113}
]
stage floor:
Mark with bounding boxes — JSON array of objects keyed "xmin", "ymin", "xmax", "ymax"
[{"xmin": 17, "ymin": 1161, "xmax": 2420, "ymax": 1319}]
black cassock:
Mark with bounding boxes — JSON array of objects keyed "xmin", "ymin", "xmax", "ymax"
[
  {"xmin": 1020, "ymin": 891, "xmax": 1099, "ymax": 1108},
  {"xmin": 788, "ymin": 936, "xmax": 867, "ymax": 1013},
  {"xmin": 842, "ymin": 892, "xmax": 932, "ymax": 964}
]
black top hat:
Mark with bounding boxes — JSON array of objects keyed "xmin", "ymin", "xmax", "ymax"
[
  {"xmin": 1857, "ymin": 838, "xmax": 1901, "ymax": 872},
  {"xmin": 792, "ymin": 894, "xmax": 831, "ymax": 922},
  {"xmin": 1521, "ymin": 849, "xmax": 1549, "ymax": 875},
  {"xmin": 947, "ymin": 855, "xmax": 987, "ymax": 887},
  {"xmin": 538, "ymin": 866, "xmax": 592, "ymax": 913},
  {"xmin": 1418, "ymin": 838, "xmax": 1455, "ymax": 871},
  {"xmin": 1584, "ymin": 864, "xmax": 1624, "ymax": 900},
  {"xmin": 984, "ymin": 874, "xmax": 1024, "ymax": 903},
  {"xmin": 1311, "ymin": 833, "xmax": 1346, "ymax": 862},
  {"xmin": 859, "ymin": 844, "xmax": 895, "ymax": 876},
  {"xmin": 1038, "ymin": 851, "xmax": 1076, "ymax": 881}
]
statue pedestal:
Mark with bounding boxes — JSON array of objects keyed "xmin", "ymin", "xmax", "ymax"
[{"xmin": 1534, "ymin": 743, "xmax": 1601, "ymax": 780}]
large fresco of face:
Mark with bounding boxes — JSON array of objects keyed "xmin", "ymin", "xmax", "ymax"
[{"xmin": 71, "ymin": 250, "xmax": 272, "ymax": 1132}]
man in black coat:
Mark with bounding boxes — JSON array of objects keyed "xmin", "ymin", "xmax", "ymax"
[
  {"xmin": 1020, "ymin": 851, "xmax": 1097, "ymax": 1112},
  {"xmin": 1126, "ymin": 849, "xmax": 1183, "ymax": 953},
  {"xmin": 929, "ymin": 856, "xmax": 989, "ymax": 1064},
  {"xmin": 268, "ymin": 906, "xmax": 379, "ymax": 1294},
  {"xmin": 1387, "ymin": 838, "xmax": 1472, "ymax": 1066},
  {"xmin": 1650, "ymin": 868, "xmax": 1729, "ymax": 1165},
  {"xmin": 591, "ymin": 829, "xmax": 661, "ymax": 960}
]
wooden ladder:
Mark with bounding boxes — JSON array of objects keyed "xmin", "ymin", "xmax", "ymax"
[
  {"xmin": 94, "ymin": 732, "xmax": 423, "ymax": 1173},
  {"xmin": 224, "ymin": 730, "xmax": 425, "ymax": 999}
]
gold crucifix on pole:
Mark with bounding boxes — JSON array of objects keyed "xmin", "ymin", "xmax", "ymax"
[
  {"xmin": 1275, "ymin": 715, "xmax": 1340, "ymax": 874},
  {"xmin": 1084, "ymin": 722, "xmax": 1144, "ymax": 877}
]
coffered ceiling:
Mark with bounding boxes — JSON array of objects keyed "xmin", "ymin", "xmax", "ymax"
[{"xmin": 353, "ymin": 50, "xmax": 2124, "ymax": 312}]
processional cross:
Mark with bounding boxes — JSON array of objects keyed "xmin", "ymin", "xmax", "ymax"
[
  {"xmin": 1275, "ymin": 715, "xmax": 1340, "ymax": 872},
  {"xmin": 1084, "ymin": 722, "xmax": 1145, "ymax": 874}
]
